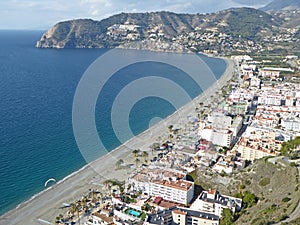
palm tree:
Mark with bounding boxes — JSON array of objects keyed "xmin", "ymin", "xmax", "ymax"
[
  {"xmin": 103, "ymin": 180, "xmax": 112, "ymax": 189},
  {"xmin": 141, "ymin": 151, "xmax": 149, "ymax": 162},
  {"xmin": 115, "ymin": 159, "xmax": 124, "ymax": 169},
  {"xmin": 76, "ymin": 203, "xmax": 81, "ymax": 225},
  {"xmin": 127, "ymin": 183, "xmax": 132, "ymax": 191},
  {"xmin": 69, "ymin": 203, "xmax": 76, "ymax": 218},
  {"xmin": 55, "ymin": 216, "xmax": 61, "ymax": 224},
  {"xmin": 135, "ymin": 158, "xmax": 140, "ymax": 166},
  {"xmin": 90, "ymin": 189, "xmax": 98, "ymax": 204},
  {"xmin": 132, "ymin": 149, "xmax": 140, "ymax": 157},
  {"xmin": 150, "ymin": 143, "xmax": 160, "ymax": 155},
  {"xmin": 104, "ymin": 179, "xmax": 113, "ymax": 195},
  {"xmin": 69, "ymin": 203, "xmax": 80, "ymax": 225},
  {"xmin": 168, "ymin": 125, "xmax": 174, "ymax": 132},
  {"xmin": 80, "ymin": 196, "xmax": 88, "ymax": 208}
]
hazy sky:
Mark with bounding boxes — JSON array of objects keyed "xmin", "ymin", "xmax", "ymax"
[{"xmin": 0, "ymin": 0, "xmax": 272, "ymax": 30}]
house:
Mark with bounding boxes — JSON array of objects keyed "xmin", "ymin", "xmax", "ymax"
[
  {"xmin": 88, "ymin": 212, "xmax": 114, "ymax": 225},
  {"xmin": 259, "ymin": 69, "xmax": 280, "ymax": 79}
]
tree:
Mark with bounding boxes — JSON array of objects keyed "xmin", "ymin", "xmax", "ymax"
[
  {"xmin": 142, "ymin": 151, "xmax": 149, "ymax": 162},
  {"xmin": 69, "ymin": 203, "xmax": 81, "ymax": 225},
  {"xmin": 243, "ymin": 191, "xmax": 258, "ymax": 208},
  {"xmin": 55, "ymin": 215, "xmax": 62, "ymax": 224},
  {"xmin": 168, "ymin": 125, "xmax": 174, "ymax": 132},
  {"xmin": 80, "ymin": 196, "xmax": 88, "ymax": 208},
  {"xmin": 142, "ymin": 203, "xmax": 154, "ymax": 212},
  {"xmin": 135, "ymin": 158, "xmax": 140, "ymax": 166},
  {"xmin": 220, "ymin": 208, "xmax": 234, "ymax": 225},
  {"xmin": 115, "ymin": 159, "xmax": 124, "ymax": 169},
  {"xmin": 150, "ymin": 143, "xmax": 160, "ymax": 155},
  {"xmin": 103, "ymin": 180, "xmax": 112, "ymax": 192},
  {"xmin": 132, "ymin": 149, "xmax": 140, "ymax": 157}
]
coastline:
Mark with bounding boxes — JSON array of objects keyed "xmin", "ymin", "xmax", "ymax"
[{"xmin": 0, "ymin": 57, "xmax": 235, "ymax": 225}]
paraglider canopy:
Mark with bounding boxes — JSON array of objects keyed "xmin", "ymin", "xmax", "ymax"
[{"xmin": 44, "ymin": 178, "xmax": 56, "ymax": 187}]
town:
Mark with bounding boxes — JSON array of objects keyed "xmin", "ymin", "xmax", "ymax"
[{"xmin": 52, "ymin": 52, "xmax": 300, "ymax": 225}]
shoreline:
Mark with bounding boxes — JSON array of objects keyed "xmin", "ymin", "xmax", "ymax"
[{"xmin": 0, "ymin": 57, "xmax": 235, "ymax": 225}]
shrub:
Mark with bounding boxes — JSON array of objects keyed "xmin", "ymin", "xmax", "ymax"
[
  {"xmin": 245, "ymin": 180, "xmax": 251, "ymax": 185},
  {"xmin": 259, "ymin": 177, "xmax": 270, "ymax": 187},
  {"xmin": 282, "ymin": 197, "xmax": 291, "ymax": 202},
  {"xmin": 243, "ymin": 191, "xmax": 258, "ymax": 208}
]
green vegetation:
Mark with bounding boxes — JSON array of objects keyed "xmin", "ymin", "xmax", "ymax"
[
  {"xmin": 220, "ymin": 208, "xmax": 235, "ymax": 225},
  {"xmin": 222, "ymin": 8, "xmax": 279, "ymax": 40},
  {"xmin": 261, "ymin": 204, "xmax": 278, "ymax": 214},
  {"xmin": 259, "ymin": 177, "xmax": 270, "ymax": 187},
  {"xmin": 243, "ymin": 191, "xmax": 258, "ymax": 208},
  {"xmin": 124, "ymin": 196, "xmax": 135, "ymax": 204},
  {"xmin": 280, "ymin": 137, "xmax": 300, "ymax": 159},
  {"xmin": 282, "ymin": 197, "xmax": 291, "ymax": 202},
  {"xmin": 140, "ymin": 212, "xmax": 147, "ymax": 221}
]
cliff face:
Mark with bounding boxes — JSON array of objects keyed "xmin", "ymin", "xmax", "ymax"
[
  {"xmin": 36, "ymin": 8, "xmax": 282, "ymax": 50},
  {"xmin": 36, "ymin": 19, "xmax": 104, "ymax": 48}
]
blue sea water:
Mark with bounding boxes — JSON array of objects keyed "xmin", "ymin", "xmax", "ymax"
[{"xmin": 0, "ymin": 30, "xmax": 226, "ymax": 215}]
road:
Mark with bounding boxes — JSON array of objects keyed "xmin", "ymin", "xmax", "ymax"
[{"xmin": 276, "ymin": 159, "xmax": 300, "ymax": 224}]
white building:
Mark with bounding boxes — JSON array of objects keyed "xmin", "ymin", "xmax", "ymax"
[
  {"xmin": 259, "ymin": 69, "xmax": 280, "ymax": 79},
  {"xmin": 208, "ymin": 112, "xmax": 232, "ymax": 129},
  {"xmin": 230, "ymin": 116, "xmax": 243, "ymax": 138},
  {"xmin": 232, "ymin": 127, "xmax": 283, "ymax": 161},
  {"xmin": 128, "ymin": 168, "xmax": 194, "ymax": 205},
  {"xmin": 86, "ymin": 212, "xmax": 114, "ymax": 225},
  {"xmin": 145, "ymin": 206, "xmax": 219, "ymax": 225},
  {"xmin": 282, "ymin": 117, "xmax": 300, "ymax": 132},
  {"xmin": 257, "ymin": 95, "xmax": 282, "ymax": 106},
  {"xmin": 250, "ymin": 76, "xmax": 261, "ymax": 88},
  {"xmin": 150, "ymin": 179, "xmax": 194, "ymax": 205},
  {"xmin": 200, "ymin": 128, "xmax": 233, "ymax": 148},
  {"xmin": 190, "ymin": 190, "xmax": 242, "ymax": 217}
]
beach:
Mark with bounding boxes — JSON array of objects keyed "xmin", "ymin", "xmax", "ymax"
[{"xmin": 0, "ymin": 57, "xmax": 235, "ymax": 225}]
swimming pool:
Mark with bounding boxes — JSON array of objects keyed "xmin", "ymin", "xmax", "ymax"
[{"xmin": 128, "ymin": 209, "xmax": 141, "ymax": 217}]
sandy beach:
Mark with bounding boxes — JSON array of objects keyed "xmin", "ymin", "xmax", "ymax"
[{"xmin": 0, "ymin": 57, "xmax": 235, "ymax": 225}]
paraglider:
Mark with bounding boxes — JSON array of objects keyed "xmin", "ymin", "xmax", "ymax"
[{"xmin": 44, "ymin": 178, "xmax": 56, "ymax": 187}]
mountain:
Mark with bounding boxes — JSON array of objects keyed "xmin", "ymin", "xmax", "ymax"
[
  {"xmin": 36, "ymin": 8, "xmax": 281, "ymax": 50},
  {"xmin": 260, "ymin": 0, "xmax": 300, "ymax": 11}
]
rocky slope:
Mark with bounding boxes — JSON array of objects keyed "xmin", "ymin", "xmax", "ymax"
[{"xmin": 260, "ymin": 0, "xmax": 300, "ymax": 11}]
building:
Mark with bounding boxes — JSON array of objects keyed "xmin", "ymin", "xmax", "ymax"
[
  {"xmin": 282, "ymin": 116, "xmax": 300, "ymax": 132},
  {"xmin": 232, "ymin": 128, "xmax": 282, "ymax": 161},
  {"xmin": 145, "ymin": 206, "xmax": 219, "ymax": 225},
  {"xmin": 250, "ymin": 76, "xmax": 261, "ymax": 88},
  {"xmin": 128, "ymin": 168, "xmax": 194, "ymax": 205},
  {"xmin": 87, "ymin": 212, "xmax": 114, "ymax": 225},
  {"xmin": 257, "ymin": 95, "xmax": 282, "ymax": 106},
  {"xmin": 230, "ymin": 116, "xmax": 243, "ymax": 138},
  {"xmin": 150, "ymin": 179, "xmax": 194, "ymax": 205},
  {"xmin": 200, "ymin": 128, "xmax": 233, "ymax": 148},
  {"xmin": 190, "ymin": 190, "xmax": 242, "ymax": 217},
  {"xmin": 208, "ymin": 112, "xmax": 232, "ymax": 130},
  {"xmin": 259, "ymin": 69, "xmax": 280, "ymax": 79}
]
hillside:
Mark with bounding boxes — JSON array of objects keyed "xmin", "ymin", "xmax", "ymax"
[
  {"xmin": 261, "ymin": 0, "xmax": 300, "ymax": 11},
  {"xmin": 36, "ymin": 8, "xmax": 282, "ymax": 51}
]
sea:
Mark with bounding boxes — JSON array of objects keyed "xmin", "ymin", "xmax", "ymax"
[{"xmin": 0, "ymin": 30, "xmax": 226, "ymax": 215}]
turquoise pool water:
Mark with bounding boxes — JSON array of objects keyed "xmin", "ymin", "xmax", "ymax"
[{"xmin": 129, "ymin": 209, "xmax": 140, "ymax": 217}]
